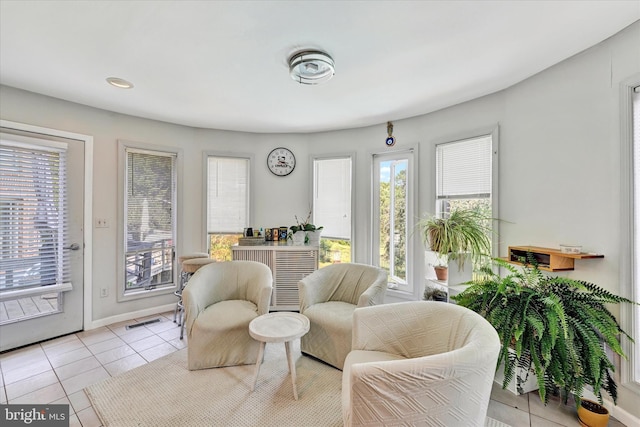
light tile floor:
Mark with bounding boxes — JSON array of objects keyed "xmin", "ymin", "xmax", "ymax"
[{"xmin": 0, "ymin": 311, "xmax": 627, "ymax": 427}]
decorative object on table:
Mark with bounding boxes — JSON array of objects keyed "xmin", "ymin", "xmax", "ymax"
[
  {"xmin": 559, "ymin": 243, "xmax": 582, "ymax": 254},
  {"xmin": 238, "ymin": 236, "xmax": 266, "ymax": 246},
  {"xmin": 417, "ymin": 206, "xmax": 493, "ymax": 280},
  {"xmin": 278, "ymin": 227, "xmax": 288, "ymax": 241},
  {"xmin": 264, "ymin": 228, "xmax": 273, "ymax": 241},
  {"xmin": 289, "ymin": 226, "xmax": 306, "ymax": 245},
  {"xmin": 452, "ymin": 256, "xmax": 637, "ymax": 413},
  {"xmin": 267, "ymin": 147, "xmax": 296, "ymax": 176},
  {"xmin": 385, "ymin": 121, "xmax": 395, "ymax": 147},
  {"xmin": 291, "ymin": 209, "xmax": 323, "ymax": 245},
  {"xmin": 577, "ymin": 399, "xmax": 610, "ymax": 427},
  {"xmin": 306, "ymin": 229, "xmax": 322, "ymax": 246}
]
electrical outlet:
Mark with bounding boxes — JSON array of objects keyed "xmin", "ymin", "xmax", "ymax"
[
  {"xmin": 100, "ymin": 288, "xmax": 108, "ymax": 298},
  {"xmin": 95, "ymin": 218, "xmax": 108, "ymax": 228}
]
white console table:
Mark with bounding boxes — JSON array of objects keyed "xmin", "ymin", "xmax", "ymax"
[{"xmin": 232, "ymin": 243, "xmax": 318, "ymax": 311}]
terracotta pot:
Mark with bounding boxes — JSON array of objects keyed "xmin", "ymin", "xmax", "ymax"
[
  {"xmin": 577, "ymin": 399, "xmax": 609, "ymax": 427},
  {"xmin": 434, "ymin": 266, "xmax": 448, "ymax": 281}
]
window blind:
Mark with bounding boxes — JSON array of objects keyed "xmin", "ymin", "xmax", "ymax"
[
  {"xmin": 436, "ymin": 136, "xmax": 492, "ymax": 199},
  {"xmin": 125, "ymin": 150, "xmax": 176, "ymax": 249},
  {"xmin": 207, "ymin": 156, "xmax": 249, "ymax": 233},
  {"xmin": 313, "ymin": 157, "xmax": 351, "ymax": 240},
  {"xmin": 0, "ymin": 136, "xmax": 69, "ymax": 291},
  {"xmin": 124, "ymin": 148, "xmax": 176, "ymax": 292}
]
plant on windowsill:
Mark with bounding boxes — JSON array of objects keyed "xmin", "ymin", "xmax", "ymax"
[
  {"xmin": 423, "ymin": 284, "xmax": 448, "ymax": 302},
  {"xmin": 417, "ymin": 206, "xmax": 493, "ymax": 281},
  {"xmin": 451, "ymin": 256, "xmax": 637, "ymax": 422}
]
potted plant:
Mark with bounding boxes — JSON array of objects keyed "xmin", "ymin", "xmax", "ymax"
[
  {"xmin": 291, "ymin": 211, "xmax": 323, "ymax": 245},
  {"xmin": 417, "ymin": 206, "xmax": 493, "ymax": 281},
  {"xmin": 452, "ymin": 256, "xmax": 637, "ymax": 417},
  {"xmin": 423, "ymin": 284, "xmax": 448, "ymax": 302},
  {"xmin": 289, "ymin": 225, "xmax": 306, "ymax": 245},
  {"xmin": 577, "ymin": 399, "xmax": 609, "ymax": 427}
]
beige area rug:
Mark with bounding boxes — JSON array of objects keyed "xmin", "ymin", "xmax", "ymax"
[
  {"xmin": 86, "ymin": 342, "xmax": 343, "ymax": 427},
  {"xmin": 86, "ymin": 342, "xmax": 510, "ymax": 427}
]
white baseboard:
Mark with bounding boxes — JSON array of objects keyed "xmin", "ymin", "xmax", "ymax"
[
  {"xmin": 85, "ymin": 303, "xmax": 176, "ymax": 330},
  {"xmin": 609, "ymin": 404, "xmax": 640, "ymax": 426}
]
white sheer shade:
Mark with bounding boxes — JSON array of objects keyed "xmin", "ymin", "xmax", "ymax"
[
  {"xmin": 207, "ymin": 157, "xmax": 249, "ymax": 233},
  {"xmin": 436, "ymin": 136, "xmax": 491, "ymax": 199},
  {"xmin": 313, "ymin": 158, "xmax": 351, "ymax": 240}
]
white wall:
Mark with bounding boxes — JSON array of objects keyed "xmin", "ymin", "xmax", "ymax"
[{"xmin": 1, "ymin": 20, "xmax": 638, "ymax": 419}]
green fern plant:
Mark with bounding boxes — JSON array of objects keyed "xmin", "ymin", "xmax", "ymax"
[{"xmin": 452, "ymin": 256, "xmax": 636, "ymax": 408}]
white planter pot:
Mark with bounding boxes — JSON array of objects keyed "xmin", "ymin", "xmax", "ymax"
[
  {"xmin": 447, "ymin": 253, "xmax": 473, "ymax": 286},
  {"xmin": 494, "ymin": 349, "xmax": 539, "ymax": 395},
  {"xmin": 307, "ymin": 230, "xmax": 321, "ymax": 246},
  {"xmin": 291, "ymin": 231, "xmax": 306, "ymax": 245}
]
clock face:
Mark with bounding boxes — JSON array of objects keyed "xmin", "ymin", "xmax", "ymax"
[{"xmin": 267, "ymin": 147, "xmax": 296, "ymax": 176}]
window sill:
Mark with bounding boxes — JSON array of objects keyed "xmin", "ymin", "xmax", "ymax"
[{"xmin": 0, "ymin": 282, "xmax": 72, "ymax": 302}]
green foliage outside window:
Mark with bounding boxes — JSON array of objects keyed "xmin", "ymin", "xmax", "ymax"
[
  {"xmin": 208, "ymin": 234, "xmax": 240, "ymax": 261},
  {"xmin": 379, "ymin": 168, "xmax": 407, "ymax": 280},
  {"xmin": 319, "ymin": 238, "xmax": 351, "ymax": 268}
]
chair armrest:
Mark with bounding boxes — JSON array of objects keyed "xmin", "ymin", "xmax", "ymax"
[
  {"xmin": 182, "ymin": 279, "xmax": 210, "ymax": 337},
  {"xmin": 255, "ymin": 282, "xmax": 273, "ymax": 315},
  {"xmin": 298, "ymin": 270, "xmax": 333, "ymax": 312},
  {"xmin": 356, "ymin": 270, "xmax": 388, "ymax": 308}
]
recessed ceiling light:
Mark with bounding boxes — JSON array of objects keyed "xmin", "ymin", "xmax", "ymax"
[
  {"xmin": 289, "ymin": 50, "xmax": 335, "ymax": 85},
  {"xmin": 106, "ymin": 77, "xmax": 134, "ymax": 89}
]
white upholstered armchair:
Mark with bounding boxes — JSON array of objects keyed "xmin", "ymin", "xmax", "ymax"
[
  {"xmin": 342, "ymin": 301, "xmax": 500, "ymax": 427},
  {"xmin": 298, "ymin": 263, "xmax": 387, "ymax": 370},
  {"xmin": 183, "ymin": 260, "xmax": 272, "ymax": 370}
]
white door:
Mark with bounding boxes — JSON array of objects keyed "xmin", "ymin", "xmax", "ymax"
[{"xmin": 0, "ymin": 130, "xmax": 85, "ymax": 352}]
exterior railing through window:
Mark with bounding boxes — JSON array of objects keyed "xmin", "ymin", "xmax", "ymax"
[{"xmin": 125, "ymin": 238, "xmax": 174, "ymax": 291}]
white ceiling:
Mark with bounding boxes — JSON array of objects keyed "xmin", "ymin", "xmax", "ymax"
[{"xmin": 1, "ymin": 1, "xmax": 639, "ymax": 134}]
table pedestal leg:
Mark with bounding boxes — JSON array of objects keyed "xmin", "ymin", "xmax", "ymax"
[
  {"xmin": 252, "ymin": 341, "xmax": 266, "ymax": 391},
  {"xmin": 285, "ymin": 340, "xmax": 298, "ymax": 400}
]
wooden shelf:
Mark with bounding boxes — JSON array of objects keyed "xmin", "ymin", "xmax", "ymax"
[{"xmin": 501, "ymin": 245, "xmax": 604, "ymax": 272}]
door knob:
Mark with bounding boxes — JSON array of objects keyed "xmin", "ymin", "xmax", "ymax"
[{"xmin": 65, "ymin": 243, "xmax": 81, "ymax": 251}]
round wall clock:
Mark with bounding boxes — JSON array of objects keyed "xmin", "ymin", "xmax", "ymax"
[{"xmin": 267, "ymin": 147, "xmax": 296, "ymax": 176}]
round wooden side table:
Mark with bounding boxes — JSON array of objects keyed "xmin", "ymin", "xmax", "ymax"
[{"xmin": 248, "ymin": 312, "xmax": 310, "ymax": 400}]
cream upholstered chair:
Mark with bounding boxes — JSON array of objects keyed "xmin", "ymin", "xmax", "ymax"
[
  {"xmin": 182, "ymin": 260, "xmax": 273, "ymax": 370},
  {"xmin": 342, "ymin": 301, "xmax": 500, "ymax": 427},
  {"xmin": 298, "ymin": 263, "xmax": 387, "ymax": 370}
]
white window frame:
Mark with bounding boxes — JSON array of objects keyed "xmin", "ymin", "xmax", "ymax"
[
  {"xmin": 372, "ymin": 146, "xmax": 418, "ymax": 297},
  {"xmin": 311, "ymin": 153, "xmax": 354, "ymax": 263},
  {"xmin": 117, "ymin": 141, "xmax": 181, "ymax": 302},
  {"xmin": 202, "ymin": 151, "xmax": 253, "ymax": 256},
  {"xmin": 620, "ymin": 74, "xmax": 640, "ymax": 394}
]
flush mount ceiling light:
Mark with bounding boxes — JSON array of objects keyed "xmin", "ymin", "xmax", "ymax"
[
  {"xmin": 289, "ymin": 50, "xmax": 335, "ymax": 85},
  {"xmin": 106, "ymin": 77, "xmax": 134, "ymax": 89}
]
